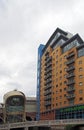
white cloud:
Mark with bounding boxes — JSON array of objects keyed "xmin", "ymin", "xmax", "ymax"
[{"xmin": 0, "ymin": 0, "xmax": 84, "ymax": 102}]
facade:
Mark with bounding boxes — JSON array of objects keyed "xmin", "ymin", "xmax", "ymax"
[
  {"xmin": 36, "ymin": 44, "xmax": 44, "ymax": 120},
  {"xmin": 3, "ymin": 90, "xmax": 26, "ymax": 123},
  {"xmin": 25, "ymin": 97, "xmax": 36, "ymax": 121},
  {"xmin": 37, "ymin": 28, "xmax": 84, "ymax": 120},
  {"xmin": 0, "ymin": 91, "xmax": 37, "ymax": 123}
]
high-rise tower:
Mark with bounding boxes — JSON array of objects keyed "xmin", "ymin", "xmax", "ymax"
[{"xmin": 37, "ymin": 28, "xmax": 84, "ymax": 120}]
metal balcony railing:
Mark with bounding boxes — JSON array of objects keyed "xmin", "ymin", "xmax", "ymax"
[
  {"xmin": 44, "ymin": 73, "xmax": 52, "ymax": 80},
  {"xmin": 66, "ymin": 73, "xmax": 75, "ymax": 79},
  {"xmin": 67, "ymin": 80, "xmax": 75, "ymax": 85},
  {"xmin": 44, "ymin": 89, "xmax": 52, "ymax": 96},
  {"xmin": 44, "ymin": 84, "xmax": 52, "ymax": 90},
  {"xmin": 45, "ymin": 101, "xmax": 51, "ymax": 106},
  {"xmin": 66, "ymin": 59, "xmax": 75, "ymax": 65},
  {"xmin": 67, "ymin": 87, "xmax": 75, "ymax": 92},
  {"xmin": 44, "ymin": 95, "xmax": 52, "ymax": 101},
  {"xmin": 66, "ymin": 52, "xmax": 75, "ymax": 59},
  {"xmin": 66, "ymin": 94, "xmax": 75, "ymax": 100},
  {"xmin": 66, "ymin": 66, "xmax": 75, "ymax": 72},
  {"xmin": 45, "ymin": 57, "xmax": 52, "ymax": 63}
]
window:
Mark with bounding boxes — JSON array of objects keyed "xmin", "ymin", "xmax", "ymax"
[
  {"xmin": 56, "ymin": 84, "xmax": 58, "ymax": 87},
  {"xmin": 79, "ymin": 67, "xmax": 83, "ymax": 71},
  {"xmin": 64, "ymin": 88, "xmax": 66, "ymax": 91},
  {"xmin": 79, "ymin": 97, "xmax": 83, "ymax": 101},
  {"xmin": 56, "ymin": 103, "xmax": 58, "ymax": 106},
  {"xmin": 79, "ymin": 82, "xmax": 83, "ymax": 86},
  {"xmin": 79, "ymin": 75, "xmax": 83, "ymax": 78},
  {"xmin": 60, "ymin": 89, "xmax": 62, "ymax": 92},
  {"xmin": 60, "ymin": 70, "xmax": 62, "ymax": 73},
  {"xmin": 56, "ymin": 61, "xmax": 58, "ymax": 64},
  {"xmin": 60, "ymin": 82, "xmax": 62, "ymax": 86},
  {"xmin": 64, "ymin": 94, "xmax": 66, "ymax": 97}
]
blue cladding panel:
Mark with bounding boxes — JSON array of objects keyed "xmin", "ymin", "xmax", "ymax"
[{"xmin": 36, "ymin": 44, "xmax": 44, "ymax": 120}]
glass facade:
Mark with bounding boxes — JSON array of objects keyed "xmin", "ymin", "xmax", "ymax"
[
  {"xmin": 62, "ymin": 39, "xmax": 80, "ymax": 53},
  {"xmin": 5, "ymin": 95, "xmax": 25, "ymax": 123},
  {"xmin": 55, "ymin": 105, "xmax": 84, "ymax": 119},
  {"xmin": 78, "ymin": 48, "xmax": 84, "ymax": 57},
  {"xmin": 36, "ymin": 44, "xmax": 44, "ymax": 121}
]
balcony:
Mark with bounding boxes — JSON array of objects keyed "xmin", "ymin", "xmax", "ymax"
[
  {"xmin": 46, "ymin": 57, "xmax": 52, "ymax": 63},
  {"xmin": 46, "ymin": 67, "xmax": 52, "ymax": 73},
  {"xmin": 45, "ymin": 62, "xmax": 52, "ymax": 69},
  {"xmin": 45, "ymin": 101, "xmax": 51, "ymax": 106},
  {"xmin": 66, "ymin": 59, "xmax": 75, "ymax": 65},
  {"xmin": 44, "ymin": 89, "xmax": 52, "ymax": 96},
  {"xmin": 44, "ymin": 95, "xmax": 52, "ymax": 101},
  {"xmin": 45, "ymin": 55, "xmax": 49, "ymax": 61},
  {"xmin": 67, "ymin": 87, "xmax": 75, "ymax": 92},
  {"xmin": 67, "ymin": 80, "xmax": 75, "ymax": 85},
  {"xmin": 45, "ymin": 51, "xmax": 49, "ymax": 56},
  {"xmin": 66, "ymin": 73, "xmax": 75, "ymax": 79},
  {"xmin": 44, "ymin": 73, "xmax": 52, "ymax": 80},
  {"xmin": 44, "ymin": 84, "xmax": 52, "ymax": 90},
  {"xmin": 44, "ymin": 67, "xmax": 52, "ymax": 75},
  {"xmin": 66, "ymin": 66, "xmax": 75, "ymax": 72},
  {"xmin": 66, "ymin": 52, "xmax": 75, "ymax": 59},
  {"xmin": 66, "ymin": 94, "xmax": 75, "ymax": 100}
]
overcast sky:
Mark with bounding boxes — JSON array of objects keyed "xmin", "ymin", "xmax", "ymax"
[{"xmin": 0, "ymin": 0, "xmax": 84, "ymax": 102}]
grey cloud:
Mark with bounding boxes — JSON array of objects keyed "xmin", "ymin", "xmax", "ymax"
[{"xmin": 0, "ymin": 0, "xmax": 84, "ymax": 101}]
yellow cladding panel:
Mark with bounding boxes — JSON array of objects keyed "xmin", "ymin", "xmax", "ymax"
[{"xmin": 40, "ymin": 42, "xmax": 84, "ymax": 112}]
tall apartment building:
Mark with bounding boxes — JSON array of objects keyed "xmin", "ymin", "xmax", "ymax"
[{"xmin": 37, "ymin": 28, "xmax": 84, "ymax": 120}]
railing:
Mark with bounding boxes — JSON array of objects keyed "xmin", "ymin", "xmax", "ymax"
[
  {"xmin": 66, "ymin": 52, "xmax": 75, "ymax": 59},
  {"xmin": 67, "ymin": 80, "xmax": 75, "ymax": 85},
  {"xmin": 67, "ymin": 87, "xmax": 75, "ymax": 92},
  {"xmin": 66, "ymin": 66, "xmax": 75, "ymax": 72},
  {"xmin": 0, "ymin": 119, "xmax": 84, "ymax": 129},
  {"xmin": 66, "ymin": 59, "xmax": 75, "ymax": 65},
  {"xmin": 66, "ymin": 73, "xmax": 75, "ymax": 78},
  {"xmin": 66, "ymin": 94, "xmax": 75, "ymax": 99}
]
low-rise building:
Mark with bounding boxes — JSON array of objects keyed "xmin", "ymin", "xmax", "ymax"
[{"xmin": 25, "ymin": 97, "xmax": 36, "ymax": 121}]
